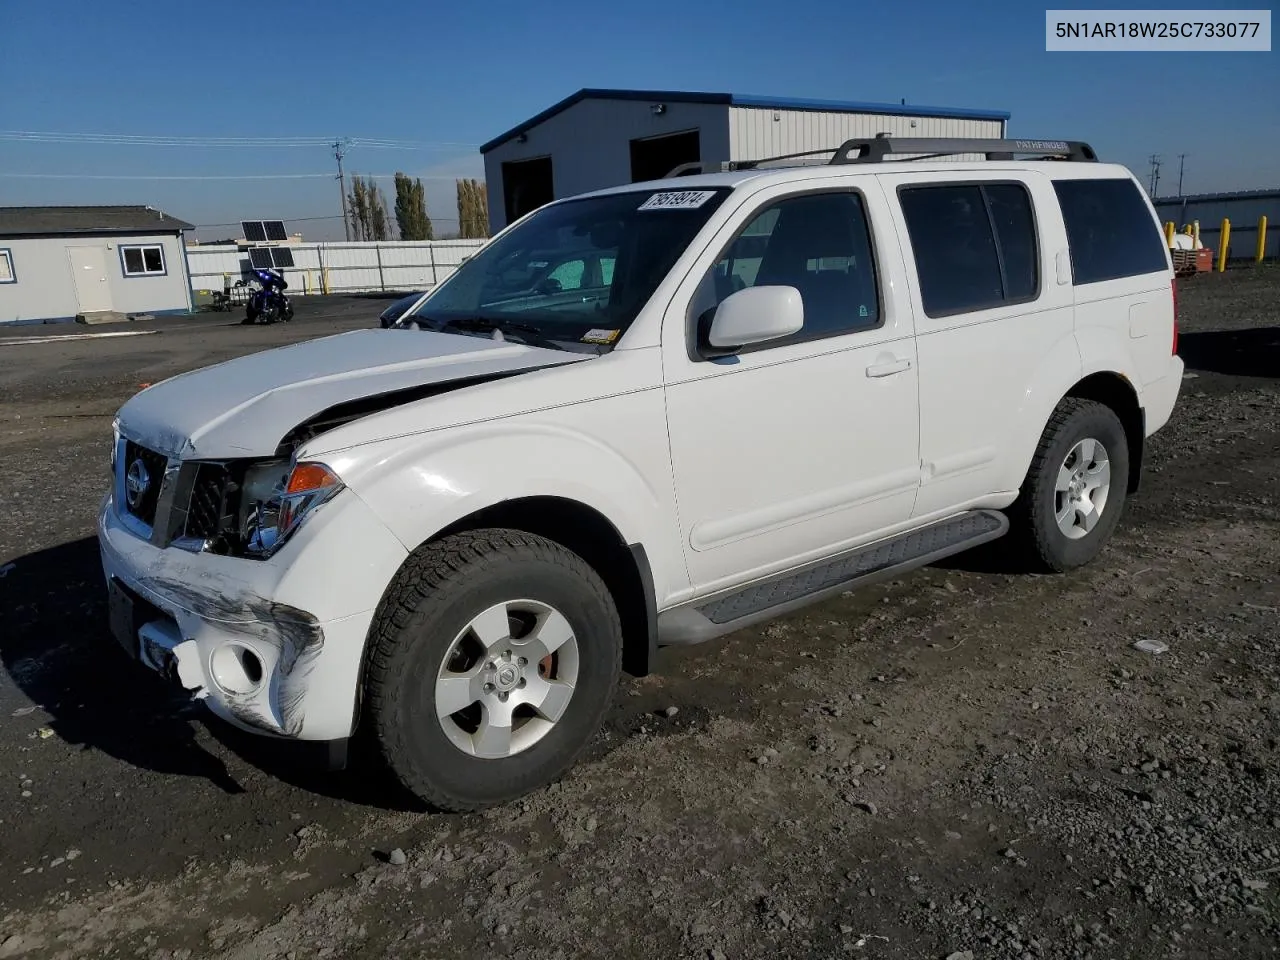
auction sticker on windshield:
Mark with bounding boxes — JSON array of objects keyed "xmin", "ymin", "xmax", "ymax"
[{"xmin": 638, "ymin": 191, "xmax": 717, "ymax": 211}]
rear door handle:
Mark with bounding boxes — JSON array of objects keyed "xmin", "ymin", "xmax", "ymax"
[{"xmin": 866, "ymin": 357, "xmax": 912, "ymax": 378}]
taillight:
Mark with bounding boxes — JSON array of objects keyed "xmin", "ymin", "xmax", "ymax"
[{"xmin": 1170, "ymin": 278, "xmax": 1179, "ymax": 354}]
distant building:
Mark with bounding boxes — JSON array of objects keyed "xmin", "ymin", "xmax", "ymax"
[
  {"xmin": 1153, "ymin": 189, "xmax": 1280, "ymax": 260},
  {"xmin": 0, "ymin": 205, "xmax": 195, "ymax": 324},
  {"xmin": 479, "ymin": 88, "xmax": 1010, "ymax": 233}
]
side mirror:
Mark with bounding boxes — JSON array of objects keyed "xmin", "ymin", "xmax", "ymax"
[
  {"xmin": 703, "ymin": 285, "xmax": 804, "ymax": 355},
  {"xmin": 538, "ymin": 277, "xmax": 563, "ymax": 295}
]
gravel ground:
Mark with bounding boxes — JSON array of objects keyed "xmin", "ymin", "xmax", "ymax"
[{"xmin": 0, "ymin": 273, "xmax": 1277, "ymax": 960}]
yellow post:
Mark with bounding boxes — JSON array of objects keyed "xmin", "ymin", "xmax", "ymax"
[
  {"xmin": 1164, "ymin": 221, "xmax": 1175, "ymax": 246},
  {"xmin": 1183, "ymin": 223, "xmax": 1193, "ymax": 235},
  {"xmin": 1258, "ymin": 215, "xmax": 1268, "ymax": 263},
  {"xmin": 1217, "ymin": 218, "xmax": 1230, "ymax": 272},
  {"xmin": 1193, "ymin": 220, "xmax": 1200, "ymax": 245},
  {"xmin": 322, "ymin": 268, "xmax": 330, "ymax": 294}
]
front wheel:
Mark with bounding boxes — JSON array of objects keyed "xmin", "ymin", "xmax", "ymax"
[
  {"xmin": 364, "ymin": 530, "xmax": 622, "ymax": 812},
  {"xmin": 1006, "ymin": 398, "xmax": 1129, "ymax": 573}
]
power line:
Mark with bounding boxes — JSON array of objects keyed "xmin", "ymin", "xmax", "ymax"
[
  {"xmin": 0, "ymin": 130, "xmax": 477, "ymax": 149},
  {"xmin": 0, "ymin": 171, "xmax": 476, "ymax": 181},
  {"xmin": 0, "ymin": 131, "xmax": 472, "ymax": 148}
]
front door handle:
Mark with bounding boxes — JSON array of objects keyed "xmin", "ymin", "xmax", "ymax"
[{"xmin": 866, "ymin": 357, "xmax": 912, "ymax": 378}]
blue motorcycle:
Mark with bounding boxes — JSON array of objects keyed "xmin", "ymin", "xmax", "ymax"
[{"xmin": 243, "ymin": 268, "xmax": 294, "ymax": 325}]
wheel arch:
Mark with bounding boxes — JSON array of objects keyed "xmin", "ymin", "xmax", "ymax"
[
  {"xmin": 1062, "ymin": 371, "xmax": 1144, "ymax": 493},
  {"xmin": 431, "ymin": 496, "xmax": 658, "ymax": 679},
  {"xmin": 354, "ymin": 495, "xmax": 658, "ymax": 739}
]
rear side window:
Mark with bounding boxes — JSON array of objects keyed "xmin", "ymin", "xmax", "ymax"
[
  {"xmin": 1054, "ymin": 178, "xmax": 1169, "ymax": 284},
  {"xmin": 899, "ymin": 182, "xmax": 1039, "ymax": 317}
]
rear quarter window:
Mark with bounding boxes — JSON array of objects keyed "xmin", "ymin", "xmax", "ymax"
[{"xmin": 1053, "ymin": 178, "xmax": 1169, "ymax": 284}]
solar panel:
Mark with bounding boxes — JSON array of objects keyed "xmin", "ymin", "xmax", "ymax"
[
  {"xmin": 270, "ymin": 247, "xmax": 295, "ymax": 268},
  {"xmin": 242, "ymin": 221, "xmax": 268, "ymax": 242},
  {"xmin": 264, "ymin": 220, "xmax": 288, "ymax": 241},
  {"xmin": 248, "ymin": 248, "xmax": 274, "ymax": 269}
]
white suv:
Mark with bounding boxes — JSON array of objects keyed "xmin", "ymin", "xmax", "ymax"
[{"xmin": 98, "ymin": 138, "xmax": 1184, "ymax": 810}]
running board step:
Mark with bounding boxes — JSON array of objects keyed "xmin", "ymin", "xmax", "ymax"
[{"xmin": 656, "ymin": 509, "xmax": 1008, "ymax": 646}]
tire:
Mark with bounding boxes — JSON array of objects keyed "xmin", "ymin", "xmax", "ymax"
[
  {"xmin": 364, "ymin": 529, "xmax": 622, "ymax": 812},
  {"xmin": 1005, "ymin": 398, "xmax": 1130, "ymax": 573}
]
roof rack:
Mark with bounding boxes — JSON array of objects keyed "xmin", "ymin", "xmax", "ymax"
[
  {"xmin": 829, "ymin": 136, "xmax": 1097, "ymax": 164},
  {"xmin": 663, "ymin": 160, "xmax": 734, "ymax": 177},
  {"xmin": 663, "ymin": 137, "xmax": 1097, "ymax": 178}
]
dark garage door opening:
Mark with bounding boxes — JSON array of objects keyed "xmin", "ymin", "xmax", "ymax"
[
  {"xmin": 630, "ymin": 130, "xmax": 702, "ymax": 183},
  {"xmin": 502, "ymin": 156, "xmax": 555, "ymax": 227}
]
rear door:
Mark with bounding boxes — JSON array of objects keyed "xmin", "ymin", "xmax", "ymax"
[{"xmin": 879, "ymin": 170, "xmax": 1077, "ymax": 518}]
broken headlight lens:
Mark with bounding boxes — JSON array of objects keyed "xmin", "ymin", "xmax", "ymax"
[{"xmin": 242, "ymin": 460, "xmax": 344, "ymax": 558}]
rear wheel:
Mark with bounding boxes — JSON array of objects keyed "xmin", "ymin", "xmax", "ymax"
[
  {"xmin": 1006, "ymin": 399, "xmax": 1129, "ymax": 573},
  {"xmin": 259, "ymin": 300, "xmax": 281, "ymax": 324},
  {"xmin": 364, "ymin": 530, "xmax": 622, "ymax": 811}
]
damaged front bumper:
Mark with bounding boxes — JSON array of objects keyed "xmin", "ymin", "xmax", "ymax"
[{"xmin": 97, "ymin": 485, "xmax": 408, "ymax": 742}]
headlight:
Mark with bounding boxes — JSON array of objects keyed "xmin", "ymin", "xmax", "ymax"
[{"xmin": 242, "ymin": 460, "xmax": 343, "ymax": 558}]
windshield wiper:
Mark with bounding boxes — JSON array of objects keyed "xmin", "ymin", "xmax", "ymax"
[{"xmin": 433, "ymin": 316, "xmax": 568, "ymax": 352}]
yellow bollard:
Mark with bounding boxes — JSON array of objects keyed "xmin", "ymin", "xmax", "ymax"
[
  {"xmin": 1193, "ymin": 220, "xmax": 1200, "ymax": 245},
  {"xmin": 1164, "ymin": 221, "xmax": 1175, "ymax": 246},
  {"xmin": 1217, "ymin": 218, "xmax": 1230, "ymax": 272},
  {"xmin": 1258, "ymin": 215, "xmax": 1268, "ymax": 263},
  {"xmin": 1183, "ymin": 223, "xmax": 1193, "ymax": 235}
]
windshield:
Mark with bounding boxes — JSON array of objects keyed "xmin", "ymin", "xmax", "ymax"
[{"xmin": 406, "ymin": 187, "xmax": 732, "ymax": 350}]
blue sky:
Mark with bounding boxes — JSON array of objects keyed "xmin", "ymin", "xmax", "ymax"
[{"xmin": 1, "ymin": 0, "xmax": 1275, "ymax": 240}]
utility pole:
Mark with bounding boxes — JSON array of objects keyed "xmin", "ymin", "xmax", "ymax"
[
  {"xmin": 1147, "ymin": 154, "xmax": 1162, "ymax": 197},
  {"xmin": 1177, "ymin": 153, "xmax": 1188, "ymax": 197},
  {"xmin": 333, "ymin": 138, "xmax": 352, "ymax": 241}
]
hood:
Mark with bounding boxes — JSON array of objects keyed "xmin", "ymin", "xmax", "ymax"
[{"xmin": 116, "ymin": 328, "xmax": 589, "ymax": 460}]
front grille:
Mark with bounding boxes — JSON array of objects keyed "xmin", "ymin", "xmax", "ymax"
[
  {"xmin": 122, "ymin": 441, "xmax": 168, "ymax": 527},
  {"xmin": 183, "ymin": 464, "xmax": 233, "ymax": 540}
]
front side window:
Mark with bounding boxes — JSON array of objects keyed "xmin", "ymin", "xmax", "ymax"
[
  {"xmin": 0, "ymin": 249, "xmax": 14, "ymax": 284},
  {"xmin": 407, "ymin": 187, "xmax": 731, "ymax": 352},
  {"xmin": 1054, "ymin": 177, "xmax": 1169, "ymax": 284},
  {"xmin": 120, "ymin": 244, "xmax": 166, "ymax": 277},
  {"xmin": 689, "ymin": 191, "xmax": 881, "ymax": 349},
  {"xmin": 899, "ymin": 182, "xmax": 1039, "ymax": 317}
]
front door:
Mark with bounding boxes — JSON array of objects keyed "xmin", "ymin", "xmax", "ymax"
[
  {"xmin": 67, "ymin": 246, "xmax": 112, "ymax": 313},
  {"xmin": 662, "ymin": 182, "xmax": 921, "ymax": 595}
]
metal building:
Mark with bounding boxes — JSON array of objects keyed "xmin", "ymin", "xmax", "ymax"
[
  {"xmin": 479, "ymin": 88, "xmax": 1010, "ymax": 233},
  {"xmin": 1153, "ymin": 189, "xmax": 1279, "ymax": 261},
  {"xmin": 0, "ymin": 206, "xmax": 195, "ymax": 325}
]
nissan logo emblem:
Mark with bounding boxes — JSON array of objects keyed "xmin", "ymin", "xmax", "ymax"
[{"xmin": 125, "ymin": 458, "xmax": 151, "ymax": 509}]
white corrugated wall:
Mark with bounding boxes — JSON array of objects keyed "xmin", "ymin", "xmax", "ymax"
[
  {"xmin": 185, "ymin": 240, "xmax": 489, "ymax": 296},
  {"xmin": 729, "ymin": 108, "xmax": 1005, "ymax": 164}
]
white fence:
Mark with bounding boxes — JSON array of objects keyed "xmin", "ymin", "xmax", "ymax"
[{"xmin": 185, "ymin": 240, "xmax": 490, "ymax": 297}]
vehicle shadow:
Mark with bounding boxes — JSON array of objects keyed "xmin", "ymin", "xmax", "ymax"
[
  {"xmin": 0, "ymin": 536, "xmax": 421, "ymax": 811},
  {"xmin": 1178, "ymin": 326, "xmax": 1280, "ymax": 379}
]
